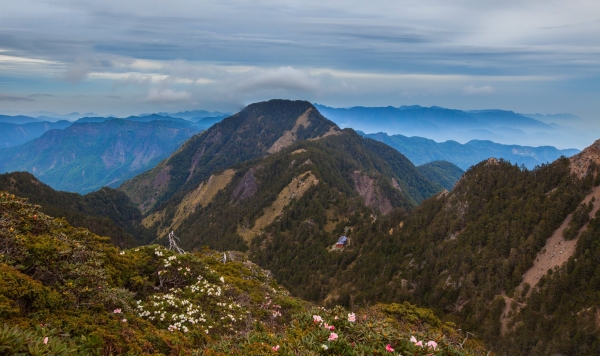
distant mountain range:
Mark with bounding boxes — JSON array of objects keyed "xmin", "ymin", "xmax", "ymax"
[
  {"xmin": 0, "ymin": 112, "xmax": 226, "ymax": 149},
  {"xmin": 361, "ymin": 132, "xmax": 579, "ymax": 170},
  {"xmin": 0, "ymin": 119, "xmax": 200, "ymax": 193},
  {"xmin": 315, "ymin": 104, "xmax": 597, "ymax": 149},
  {"xmin": 0, "ymin": 120, "xmax": 72, "ymax": 148},
  {"xmin": 158, "ymin": 109, "xmax": 231, "ymax": 121}
]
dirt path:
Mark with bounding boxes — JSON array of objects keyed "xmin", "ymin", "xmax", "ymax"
[{"xmin": 499, "ymin": 292, "xmax": 526, "ymax": 335}]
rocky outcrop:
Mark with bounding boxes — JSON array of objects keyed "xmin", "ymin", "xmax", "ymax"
[
  {"xmin": 351, "ymin": 171, "xmax": 393, "ymax": 215},
  {"xmin": 232, "ymin": 167, "xmax": 260, "ymax": 202},
  {"xmin": 569, "ymin": 139, "xmax": 600, "ymax": 179}
]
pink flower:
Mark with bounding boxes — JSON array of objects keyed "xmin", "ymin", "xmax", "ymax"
[
  {"xmin": 323, "ymin": 323, "xmax": 335, "ymax": 331},
  {"xmin": 427, "ymin": 340, "xmax": 438, "ymax": 350},
  {"xmin": 334, "ymin": 316, "xmax": 338, "ymax": 320},
  {"xmin": 43, "ymin": 337, "xmax": 48, "ymax": 345},
  {"xmin": 272, "ymin": 345, "xmax": 280, "ymax": 351},
  {"xmin": 410, "ymin": 336, "xmax": 418, "ymax": 344},
  {"xmin": 348, "ymin": 313, "xmax": 356, "ymax": 322},
  {"xmin": 386, "ymin": 344, "xmax": 394, "ymax": 352},
  {"xmin": 121, "ymin": 318, "xmax": 127, "ymax": 322},
  {"xmin": 416, "ymin": 341, "xmax": 423, "ymax": 347},
  {"xmin": 328, "ymin": 332, "xmax": 338, "ymax": 341},
  {"xmin": 113, "ymin": 308, "xmax": 121, "ymax": 314},
  {"xmin": 313, "ymin": 315, "xmax": 323, "ymax": 323}
]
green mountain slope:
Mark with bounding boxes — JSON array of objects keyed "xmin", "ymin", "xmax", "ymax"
[
  {"xmin": 0, "ymin": 171, "xmax": 151, "ymax": 247},
  {"xmin": 417, "ymin": 161, "xmax": 464, "ymax": 191},
  {"xmin": 0, "ymin": 119, "xmax": 198, "ymax": 193},
  {"xmin": 0, "ymin": 191, "xmax": 487, "ymax": 355},
  {"xmin": 142, "ymin": 128, "xmax": 442, "ymax": 253},
  {"xmin": 310, "ymin": 142, "xmax": 600, "ymax": 354},
  {"xmin": 119, "ymin": 99, "xmax": 342, "ymax": 213}
]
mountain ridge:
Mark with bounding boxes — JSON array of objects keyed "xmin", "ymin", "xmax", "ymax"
[
  {"xmin": 361, "ymin": 131, "xmax": 579, "ymax": 170},
  {"xmin": 316, "ymin": 103, "xmax": 595, "ymax": 148}
]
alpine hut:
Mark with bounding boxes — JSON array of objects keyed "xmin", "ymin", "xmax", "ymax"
[{"xmin": 336, "ymin": 236, "xmax": 348, "ymax": 248}]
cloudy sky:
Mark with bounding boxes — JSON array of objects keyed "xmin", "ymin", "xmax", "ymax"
[{"xmin": 0, "ymin": 0, "xmax": 599, "ymax": 122}]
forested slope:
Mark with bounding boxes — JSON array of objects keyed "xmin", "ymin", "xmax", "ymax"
[{"xmin": 0, "ymin": 172, "xmax": 151, "ymax": 247}]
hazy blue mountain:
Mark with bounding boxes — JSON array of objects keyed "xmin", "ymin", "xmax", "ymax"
[
  {"xmin": 315, "ymin": 104, "xmax": 594, "ymax": 149},
  {"xmin": 160, "ymin": 109, "xmax": 231, "ymax": 121},
  {"xmin": 195, "ymin": 115, "xmax": 228, "ymax": 128},
  {"xmin": 522, "ymin": 112, "xmax": 582, "ymax": 125},
  {"xmin": 0, "ymin": 114, "xmax": 42, "ymax": 124},
  {"xmin": 416, "ymin": 161, "xmax": 464, "ymax": 190},
  {"xmin": 0, "ymin": 119, "xmax": 199, "ymax": 193},
  {"xmin": 361, "ymin": 131, "xmax": 579, "ymax": 170},
  {"xmin": 0, "ymin": 120, "xmax": 72, "ymax": 148},
  {"xmin": 76, "ymin": 114, "xmax": 194, "ymax": 126}
]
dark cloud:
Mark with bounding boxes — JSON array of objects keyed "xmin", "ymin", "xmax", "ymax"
[
  {"xmin": 28, "ymin": 94, "xmax": 55, "ymax": 98},
  {"xmin": 0, "ymin": 94, "xmax": 34, "ymax": 102}
]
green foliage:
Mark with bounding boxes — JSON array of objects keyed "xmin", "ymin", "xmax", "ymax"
[
  {"xmin": 201, "ymin": 305, "xmax": 486, "ymax": 355},
  {"xmin": 0, "ymin": 190, "xmax": 488, "ymax": 355},
  {"xmin": 0, "ymin": 323, "xmax": 103, "ymax": 356},
  {"xmin": 417, "ymin": 160, "xmax": 465, "ymax": 191}
]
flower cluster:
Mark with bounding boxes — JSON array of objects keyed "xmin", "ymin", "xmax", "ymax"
[
  {"xmin": 261, "ymin": 293, "xmax": 282, "ymax": 319},
  {"xmin": 134, "ymin": 248, "xmax": 247, "ymax": 334},
  {"xmin": 410, "ymin": 335, "xmax": 438, "ymax": 350}
]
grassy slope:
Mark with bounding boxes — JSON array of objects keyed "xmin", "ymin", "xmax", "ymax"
[{"xmin": 0, "ymin": 191, "xmax": 487, "ymax": 355}]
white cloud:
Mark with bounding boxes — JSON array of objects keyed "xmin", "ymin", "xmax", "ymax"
[
  {"xmin": 234, "ymin": 66, "xmax": 321, "ymax": 94},
  {"xmin": 464, "ymin": 85, "xmax": 495, "ymax": 94},
  {"xmin": 146, "ymin": 88, "xmax": 191, "ymax": 103}
]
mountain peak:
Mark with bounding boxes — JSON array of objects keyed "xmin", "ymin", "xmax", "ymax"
[{"xmin": 119, "ymin": 99, "xmax": 339, "ymax": 213}]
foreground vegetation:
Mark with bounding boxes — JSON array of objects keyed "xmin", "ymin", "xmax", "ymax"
[{"xmin": 0, "ymin": 191, "xmax": 487, "ymax": 355}]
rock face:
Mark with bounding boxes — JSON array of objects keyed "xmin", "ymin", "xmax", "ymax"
[
  {"xmin": 232, "ymin": 167, "xmax": 260, "ymax": 202},
  {"xmin": 351, "ymin": 170, "xmax": 393, "ymax": 215},
  {"xmin": 569, "ymin": 138, "xmax": 600, "ymax": 178}
]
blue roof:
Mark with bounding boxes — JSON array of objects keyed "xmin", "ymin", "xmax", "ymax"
[{"xmin": 337, "ymin": 236, "xmax": 348, "ymax": 244}]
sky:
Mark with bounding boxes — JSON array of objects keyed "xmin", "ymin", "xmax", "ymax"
[{"xmin": 0, "ymin": 0, "xmax": 599, "ymax": 126}]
